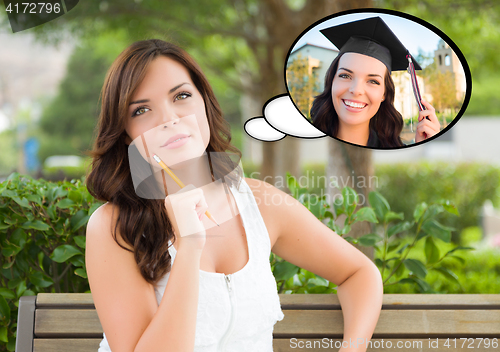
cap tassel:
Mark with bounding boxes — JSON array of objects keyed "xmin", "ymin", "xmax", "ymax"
[{"xmin": 407, "ymin": 54, "xmax": 427, "ymax": 138}]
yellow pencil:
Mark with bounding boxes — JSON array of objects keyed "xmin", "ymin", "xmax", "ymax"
[{"xmin": 152, "ymin": 154, "xmax": 220, "ymax": 227}]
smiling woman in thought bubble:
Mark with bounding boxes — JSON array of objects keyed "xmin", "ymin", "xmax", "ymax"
[{"xmin": 310, "ymin": 17, "xmax": 441, "ymax": 148}]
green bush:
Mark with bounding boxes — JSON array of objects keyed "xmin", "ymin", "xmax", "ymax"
[
  {"xmin": 375, "ymin": 162, "xmax": 500, "ymax": 242},
  {"xmin": 0, "ymin": 173, "xmax": 102, "ymax": 351},
  {"xmin": 270, "ymin": 174, "xmax": 472, "ymax": 294},
  {"xmin": 383, "ymin": 234, "xmax": 500, "ymax": 293}
]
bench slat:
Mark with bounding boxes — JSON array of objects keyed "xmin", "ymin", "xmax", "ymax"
[
  {"xmin": 36, "ymin": 293, "xmax": 500, "ymax": 309},
  {"xmin": 35, "ymin": 310, "xmax": 103, "ymax": 337},
  {"xmin": 31, "ymin": 337, "xmax": 500, "ymax": 352},
  {"xmin": 274, "ymin": 338, "xmax": 500, "ymax": 352},
  {"xmin": 279, "ymin": 294, "xmax": 500, "ymax": 309},
  {"xmin": 33, "ymin": 339, "xmax": 102, "ymax": 352},
  {"xmin": 274, "ymin": 310, "xmax": 500, "ymax": 337},
  {"xmin": 35, "ymin": 309, "xmax": 500, "ymax": 337}
]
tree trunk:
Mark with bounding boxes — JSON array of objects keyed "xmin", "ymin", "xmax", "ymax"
[{"xmin": 327, "ymin": 139, "xmax": 375, "ymax": 259}]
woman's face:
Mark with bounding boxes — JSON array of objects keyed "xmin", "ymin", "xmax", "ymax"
[
  {"xmin": 331, "ymin": 53, "xmax": 387, "ymax": 131},
  {"xmin": 124, "ymin": 56, "xmax": 210, "ymax": 168}
]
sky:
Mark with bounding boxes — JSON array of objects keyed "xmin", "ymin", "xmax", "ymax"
[{"xmin": 291, "ymin": 12, "xmax": 443, "ymax": 65}]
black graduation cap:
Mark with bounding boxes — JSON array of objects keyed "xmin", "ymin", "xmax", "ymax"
[{"xmin": 320, "ymin": 17, "xmax": 422, "ymax": 72}]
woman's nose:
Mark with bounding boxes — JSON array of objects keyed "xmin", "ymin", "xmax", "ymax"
[
  {"xmin": 349, "ymin": 80, "xmax": 364, "ymax": 95},
  {"xmin": 161, "ymin": 116, "xmax": 180, "ymax": 128}
]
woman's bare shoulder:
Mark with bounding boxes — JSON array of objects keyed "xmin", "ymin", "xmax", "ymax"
[
  {"xmin": 244, "ymin": 177, "xmax": 291, "ymax": 244},
  {"xmin": 87, "ymin": 202, "xmax": 133, "ymax": 251}
]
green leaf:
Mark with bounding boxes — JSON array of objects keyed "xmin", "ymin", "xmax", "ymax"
[
  {"xmin": 421, "ymin": 220, "xmax": 454, "ymax": 242},
  {"xmin": 71, "ymin": 210, "xmax": 90, "ymax": 232},
  {"xmin": 450, "ymin": 255, "xmax": 465, "ymax": 265},
  {"xmin": 50, "ymin": 245, "xmax": 83, "ymax": 263},
  {"xmin": 307, "ymin": 276, "xmax": 329, "ymax": 287},
  {"xmin": 352, "ymin": 207, "xmax": 378, "ymax": 224},
  {"xmin": 88, "ymin": 202, "xmax": 103, "ymax": 216},
  {"xmin": 273, "ymin": 261, "xmax": 300, "ymax": 281},
  {"xmin": 2, "ymin": 243, "xmax": 21, "ymax": 257},
  {"xmin": 2, "ymin": 259, "xmax": 15, "ymax": 269},
  {"xmin": 323, "ymin": 211, "xmax": 334, "ymax": 219},
  {"xmin": 26, "ymin": 194, "xmax": 42, "ymax": 207},
  {"xmin": 29, "ymin": 272, "xmax": 54, "ymax": 288},
  {"xmin": 16, "ymin": 280, "xmax": 26, "ymax": 298},
  {"xmin": 21, "ymin": 220, "xmax": 50, "ymax": 231},
  {"xmin": 0, "ymin": 326, "xmax": 8, "ymax": 343},
  {"xmin": 69, "ymin": 255, "xmax": 85, "ymax": 267},
  {"xmin": 38, "ymin": 251, "xmax": 45, "ymax": 271},
  {"xmin": 74, "ymin": 235, "xmax": 86, "ymax": 249},
  {"xmin": 357, "ymin": 233, "xmax": 383, "ymax": 246},
  {"xmin": 368, "ymin": 191, "xmax": 390, "ymax": 222},
  {"xmin": 7, "ymin": 278, "xmax": 23, "ymax": 290},
  {"xmin": 403, "ymin": 259, "xmax": 427, "ymax": 279},
  {"xmin": 46, "ymin": 205, "xmax": 57, "ymax": 220},
  {"xmin": 387, "ymin": 221, "xmax": 413, "ymax": 238},
  {"xmin": 387, "ymin": 242, "xmax": 400, "ymax": 253},
  {"xmin": 433, "ymin": 267, "xmax": 460, "ymax": 285},
  {"xmin": 0, "ymin": 288, "xmax": 16, "ymax": 300},
  {"xmin": 12, "ymin": 196, "xmax": 30, "ymax": 208},
  {"xmin": 413, "ymin": 202, "xmax": 428, "ymax": 223},
  {"xmin": 339, "ymin": 224, "xmax": 351, "ymax": 236},
  {"xmin": 445, "ymin": 246, "xmax": 475, "ymax": 256},
  {"xmin": 394, "ymin": 258, "xmax": 406, "ymax": 277},
  {"xmin": 0, "ymin": 221, "xmax": 10, "ymax": 230},
  {"xmin": 421, "ymin": 204, "xmax": 444, "ymax": 222},
  {"xmin": 55, "ymin": 198, "xmax": 75, "ymax": 209},
  {"xmin": 342, "ymin": 187, "xmax": 358, "ymax": 215},
  {"xmin": 10, "ymin": 228, "xmax": 27, "ymax": 248},
  {"xmin": 7, "ymin": 335, "xmax": 16, "ymax": 351},
  {"xmin": 438, "ymin": 199, "xmax": 460, "ymax": 216},
  {"xmin": 307, "ymin": 196, "xmax": 323, "ymax": 218},
  {"xmin": 68, "ymin": 190, "xmax": 83, "ymax": 203},
  {"xmin": 424, "ymin": 237, "xmax": 440, "ymax": 264},
  {"xmin": 413, "ymin": 277, "xmax": 432, "ymax": 293},
  {"xmin": 74, "ymin": 268, "xmax": 87, "ymax": 278},
  {"xmin": 286, "ymin": 173, "xmax": 299, "ymax": 196},
  {"xmin": 396, "ymin": 277, "xmax": 431, "ymax": 293},
  {"xmin": 50, "ymin": 186, "xmax": 68, "ymax": 201},
  {"xmin": 343, "ymin": 236, "xmax": 358, "ymax": 244},
  {"xmin": 384, "ymin": 211, "xmax": 404, "ymax": 223}
]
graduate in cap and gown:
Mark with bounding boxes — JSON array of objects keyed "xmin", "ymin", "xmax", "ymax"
[{"xmin": 310, "ymin": 17, "xmax": 441, "ymax": 148}]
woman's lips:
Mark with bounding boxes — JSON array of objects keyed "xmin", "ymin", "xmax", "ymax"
[
  {"xmin": 342, "ymin": 99, "xmax": 368, "ymax": 112},
  {"xmin": 161, "ymin": 134, "xmax": 190, "ymax": 149}
]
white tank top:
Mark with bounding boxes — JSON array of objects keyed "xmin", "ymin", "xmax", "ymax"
[{"xmin": 98, "ymin": 179, "xmax": 284, "ymax": 351}]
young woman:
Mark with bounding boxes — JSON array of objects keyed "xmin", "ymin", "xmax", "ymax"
[
  {"xmin": 311, "ymin": 17, "xmax": 441, "ymax": 148},
  {"xmin": 85, "ymin": 39, "xmax": 383, "ymax": 352}
]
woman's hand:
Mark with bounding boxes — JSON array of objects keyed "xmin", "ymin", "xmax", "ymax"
[
  {"xmin": 164, "ymin": 184, "xmax": 208, "ymax": 251},
  {"xmin": 415, "ymin": 99, "xmax": 441, "ymax": 143}
]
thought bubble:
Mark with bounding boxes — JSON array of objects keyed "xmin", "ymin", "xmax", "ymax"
[{"xmin": 244, "ymin": 94, "xmax": 325, "ymax": 141}]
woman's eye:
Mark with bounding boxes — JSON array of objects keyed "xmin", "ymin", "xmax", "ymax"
[
  {"xmin": 369, "ymin": 80, "xmax": 381, "ymax": 85},
  {"xmin": 175, "ymin": 92, "xmax": 192, "ymax": 101},
  {"xmin": 132, "ymin": 106, "xmax": 150, "ymax": 117},
  {"xmin": 338, "ymin": 73, "xmax": 350, "ymax": 79}
]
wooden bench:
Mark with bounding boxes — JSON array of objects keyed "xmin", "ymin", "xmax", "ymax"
[{"xmin": 16, "ymin": 293, "xmax": 500, "ymax": 351}]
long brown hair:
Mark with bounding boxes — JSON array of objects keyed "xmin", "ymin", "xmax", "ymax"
[
  {"xmin": 85, "ymin": 39, "xmax": 242, "ymax": 284},
  {"xmin": 310, "ymin": 53, "xmax": 404, "ymax": 148}
]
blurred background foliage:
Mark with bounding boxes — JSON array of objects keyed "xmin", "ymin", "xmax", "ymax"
[{"xmin": 0, "ymin": 0, "xmax": 499, "ymax": 176}]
